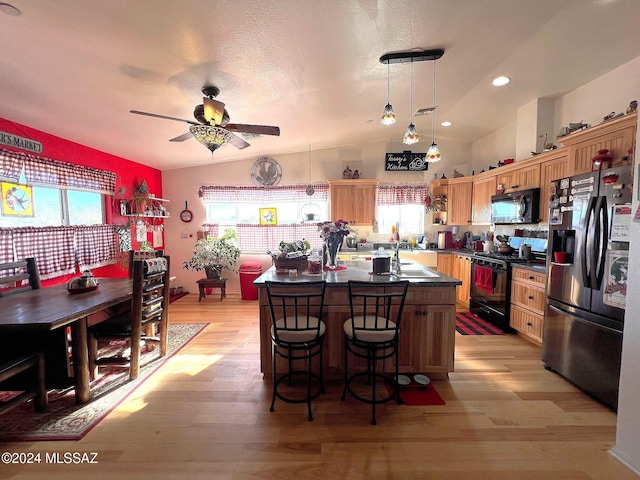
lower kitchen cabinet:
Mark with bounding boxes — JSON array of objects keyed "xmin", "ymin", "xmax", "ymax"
[
  {"xmin": 436, "ymin": 252, "xmax": 454, "ymax": 277},
  {"xmin": 452, "ymin": 253, "xmax": 471, "ymax": 308},
  {"xmin": 510, "ymin": 266, "xmax": 546, "ymax": 344}
]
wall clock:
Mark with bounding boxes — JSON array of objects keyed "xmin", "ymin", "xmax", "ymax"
[{"xmin": 180, "ymin": 201, "xmax": 193, "ymax": 223}]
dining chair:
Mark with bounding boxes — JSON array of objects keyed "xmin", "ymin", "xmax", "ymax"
[
  {"xmin": 88, "ymin": 255, "xmax": 170, "ymax": 381},
  {"xmin": 0, "ymin": 258, "xmax": 48, "ymax": 413},
  {"xmin": 265, "ymin": 280, "xmax": 326, "ymax": 421},
  {"xmin": 341, "ymin": 280, "xmax": 409, "ymax": 425}
]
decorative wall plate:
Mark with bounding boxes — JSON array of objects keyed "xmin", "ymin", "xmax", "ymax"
[{"xmin": 250, "ymin": 157, "xmax": 282, "ymax": 187}]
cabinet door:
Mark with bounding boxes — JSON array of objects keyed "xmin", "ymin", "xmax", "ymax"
[
  {"xmin": 496, "ymin": 164, "xmax": 540, "ymax": 191},
  {"xmin": 471, "ymin": 176, "xmax": 496, "ymax": 224},
  {"xmin": 352, "ymin": 184, "xmax": 376, "ymax": 225},
  {"xmin": 330, "ymin": 185, "xmax": 354, "ymax": 223},
  {"xmin": 436, "ymin": 253, "xmax": 454, "ymax": 277},
  {"xmin": 447, "ymin": 181, "xmax": 472, "ymax": 225},
  {"xmin": 453, "ymin": 254, "xmax": 471, "ymax": 307},
  {"xmin": 538, "ymin": 153, "xmax": 568, "ymax": 223},
  {"xmin": 569, "ymin": 125, "xmax": 636, "ymax": 175}
]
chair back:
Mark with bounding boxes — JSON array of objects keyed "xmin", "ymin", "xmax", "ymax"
[
  {"xmin": 265, "ymin": 281, "xmax": 326, "ymax": 344},
  {"xmin": 131, "ymin": 255, "xmax": 170, "ymax": 328},
  {"xmin": 128, "ymin": 249, "xmax": 164, "ymax": 278},
  {"xmin": 347, "ymin": 280, "xmax": 409, "ymax": 343},
  {"xmin": 0, "ymin": 258, "xmax": 41, "ymax": 297}
]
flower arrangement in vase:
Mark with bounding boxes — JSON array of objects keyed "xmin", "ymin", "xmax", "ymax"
[{"xmin": 317, "ymin": 220, "xmax": 350, "ymax": 269}]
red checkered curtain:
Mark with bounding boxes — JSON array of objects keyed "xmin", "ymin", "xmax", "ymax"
[
  {"xmin": 0, "ymin": 148, "xmax": 116, "ymax": 194},
  {"xmin": 12, "ymin": 226, "xmax": 76, "ymax": 279},
  {"xmin": 237, "ymin": 224, "xmax": 323, "ymax": 251},
  {"xmin": 202, "ymin": 223, "xmax": 219, "ymax": 239},
  {"xmin": 377, "ymin": 184, "xmax": 429, "ymax": 205},
  {"xmin": 75, "ymin": 225, "xmax": 117, "ymax": 270},
  {"xmin": 199, "ymin": 184, "xmax": 328, "ymax": 201},
  {"xmin": 0, "ymin": 228, "xmax": 14, "ymax": 266}
]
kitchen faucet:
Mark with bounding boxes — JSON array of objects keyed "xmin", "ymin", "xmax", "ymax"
[{"xmin": 393, "ymin": 240, "xmax": 412, "ymax": 274}]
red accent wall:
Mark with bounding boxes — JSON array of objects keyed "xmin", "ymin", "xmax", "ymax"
[{"xmin": 1, "ymin": 117, "xmax": 163, "ymax": 286}]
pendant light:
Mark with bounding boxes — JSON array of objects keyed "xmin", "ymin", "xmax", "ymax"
[
  {"xmin": 426, "ymin": 58, "xmax": 441, "ymax": 162},
  {"xmin": 403, "ymin": 60, "xmax": 419, "ymax": 145},
  {"xmin": 381, "ymin": 61, "xmax": 396, "ymax": 125}
]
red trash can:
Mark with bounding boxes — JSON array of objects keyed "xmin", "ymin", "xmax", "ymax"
[{"xmin": 239, "ymin": 261, "xmax": 263, "ymax": 300}]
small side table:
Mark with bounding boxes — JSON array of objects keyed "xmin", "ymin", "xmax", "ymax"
[{"xmin": 197, "ymin": 278, "xmax": 227, "ymax": 302}]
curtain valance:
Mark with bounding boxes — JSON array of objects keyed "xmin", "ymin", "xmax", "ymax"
[
  {"xmin": 199, "ymin": 184, "xmax": 328, "ymax": 202},
  {"xmin": 377, "ymin": 184, "xmax": 429, "ymax": 205},
  {"xmin": 0, "ymin": 147, "xmax": 117, "ymax": 195}
]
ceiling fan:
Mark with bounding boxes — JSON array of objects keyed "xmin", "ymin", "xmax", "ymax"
[{"xmin": 130, "ymin": 85, "xmax": 280, "ymax": 152}]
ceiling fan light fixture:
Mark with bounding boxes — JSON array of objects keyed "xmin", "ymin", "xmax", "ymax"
[
  {"xmin": 189, "ymin": 125, "xmax": 233, "ymax": 153},
  {"xmin": 403, "ymin": 123, "xmax": 419, "ymax": 145}
]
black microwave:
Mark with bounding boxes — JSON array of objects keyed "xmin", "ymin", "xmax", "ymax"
[{"xmin": 490, "ymin": 188, "xmax": 540, "ymax": 224}]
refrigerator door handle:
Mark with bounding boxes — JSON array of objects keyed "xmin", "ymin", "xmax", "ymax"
[
  {"xmin": 582, "ymin": 197, "xmax": 597, "ymax": 288},
  {"xmin": 593, "ymin": 195, "xmax": 608, "ymax": 290}
]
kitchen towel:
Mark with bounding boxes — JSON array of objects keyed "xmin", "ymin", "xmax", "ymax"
[{"xmin": 473, "ymin": 264, "xmax": 495, "ymax": 294}]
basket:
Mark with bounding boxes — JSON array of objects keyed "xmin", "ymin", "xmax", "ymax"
[{"xmin": 274, "ymin": 255, "xmax": 308, "ymax": 272}]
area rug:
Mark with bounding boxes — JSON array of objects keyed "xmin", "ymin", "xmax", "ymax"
[
  {"xmin": 0, "ymin": 323, "xmax": 208, "ymax": 442},
  {"xmin": 456, "ymin": 311, "xmax": 504, "ymax": 335},
  {"xmin": 384, "ymin": 375, "xmax": 446, "ymax": 406},
  {"xmin": 169, "ymin": 291, "xmax": 189, "ymax": 303}
]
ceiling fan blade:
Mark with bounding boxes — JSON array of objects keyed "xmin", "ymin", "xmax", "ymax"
[
  {"xmin": 229, "ymin": 134, "xmax": 250, "ymax": 149},
  {"xmin": 130, "ymin": 110, "xmax": 199, "ymax": 125},
  {"xmin": 203, "ymin": 97, "xmax": 226, "ymax": 126},
  {"xmin": 226, "ymin": 124, "xmax": 280, "ymax": 136},
  {"xmin": 169, "ymin": 132, "xmax": 194, "ymax": 142}
]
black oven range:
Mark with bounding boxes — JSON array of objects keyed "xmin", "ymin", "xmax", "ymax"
[{"xmin": 469, "ymin": 251, "xmax": 545, "ymax": 331}]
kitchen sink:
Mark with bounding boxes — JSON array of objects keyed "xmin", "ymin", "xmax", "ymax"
[{"xmin": 394, "ymin": 269, "xmax": 439, "ymax": 279}]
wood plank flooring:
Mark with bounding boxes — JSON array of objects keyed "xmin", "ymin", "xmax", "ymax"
[{"xmin": 3, "ymin": 293, "xmax": 638, "ymax": 479}]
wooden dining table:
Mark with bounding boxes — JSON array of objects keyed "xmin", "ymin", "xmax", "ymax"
[{"xmin": 0, "ymin": 277, "xmax": 133, "ymax": 403}]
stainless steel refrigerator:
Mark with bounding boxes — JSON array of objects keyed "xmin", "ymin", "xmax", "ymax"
[{"xmin": 543, "ymin": 164, "xmax": 633, "ymax": 410}]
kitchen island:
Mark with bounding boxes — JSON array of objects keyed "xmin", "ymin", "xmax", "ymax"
[{"xmin": 254, "ymin": 261, "xmax": 461, "ymax": 379}]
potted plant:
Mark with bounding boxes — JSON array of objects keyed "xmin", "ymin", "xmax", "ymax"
[{"xmin": 182, "ymin": 228, "xmax": 241, "ymax": 279}]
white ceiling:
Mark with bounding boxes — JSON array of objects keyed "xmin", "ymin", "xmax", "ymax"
[{"xmin": 1, "ymin": 0, "xmax": 639, "ymax": 171}]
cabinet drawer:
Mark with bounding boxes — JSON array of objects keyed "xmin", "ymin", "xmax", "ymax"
[
  {"xmin": 511, "ymin": 267, "xmax": 546, "ymax": 288},
  {"xmin": 510, "ymin": 281, "xmax": 545, "ymax": 314},
  {"xmin": 510, "ymin": 304, "xmax": 543, "ymax": 341}
]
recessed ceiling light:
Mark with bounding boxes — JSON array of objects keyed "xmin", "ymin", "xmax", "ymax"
[
  {"xmin": 492, "ymin": 76, "xmax": 511, "ymax": 87},
  {"xmin": 440, "ymin": 121, "xmax": 452, "ymax": 127},
  {"xmin": 0, "ymin": 3, "xmax": 21, "ymax": 16}
]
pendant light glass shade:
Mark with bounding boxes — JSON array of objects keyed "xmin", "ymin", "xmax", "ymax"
[
  {"xmin": 404, "ymin": 124, "xmax": 419, "ymax": 145},
  {"xmin": 381, "ymin": 62, "xmax": 396, "ymax": 125},
  {"xmin": 381, "ymin": 104, "xmax": 396, "ymax": 125},
  {"xmin": 426, "ymin": 57, "xmax": 442, "ymax": 161},
  {"xmin": 402, "ymin": 61, "xmax": 418, "ymax": 145},
  {"xmin": 426, "ymin": 142, "xmax": 441, "ymax": 162}
]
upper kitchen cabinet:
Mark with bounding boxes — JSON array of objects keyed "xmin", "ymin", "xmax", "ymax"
[
  {"xmin": 471, "ymin": 174, "xmax": 496, "ymax": 225},
  {"xmin": 538, "ymin": 148, "xmax": 569, "ymax": 224},
  {"xmin": 495, "ymin": 163, "xmax": 541, "ymax": 192},
  {"xmin": 328, "ymin": 179, "xmax": 378, "ymax": 225},
  {"xmin": 558, "ymin": 112, "xmax": 637, "ymax": 175},
  {"xmin": 447, "ymin": 178, "xmax": 473, "ymax": 225}
]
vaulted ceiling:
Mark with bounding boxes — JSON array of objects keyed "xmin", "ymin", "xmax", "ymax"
[{"xmin": 1, "ymin": 0, "xmax": 639, "ymax": 170}]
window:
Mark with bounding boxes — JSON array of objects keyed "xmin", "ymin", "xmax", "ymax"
[
  {"xmin": 376, "ymin": 184, "xmax": 428, "ymax": 237},
  {"xmin": 200, "ymin": 184, "xmax": 328, "ymax": 251},
  {"xmin": 0, "ymin": 186, "xmax": 104, "ymax": 227}
]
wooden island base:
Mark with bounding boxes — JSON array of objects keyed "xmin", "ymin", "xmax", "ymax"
[{"xmin": 256, "ymin": 265, "xmax": 459, "ymax": 379}]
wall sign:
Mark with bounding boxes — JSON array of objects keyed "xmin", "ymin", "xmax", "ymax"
[
  {"xmin": 0, "ymin": 131, "xmax": 43, "ymax": 154},
  {"xmin": 1, "ymin": 181, "xmax": 34, "ymax": 217},
  {"xmin": 384, "ymin": 151, "xmax": 428, "ymax": 171}
]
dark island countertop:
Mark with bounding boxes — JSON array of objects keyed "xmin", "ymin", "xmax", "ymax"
[{"xmin": 253, "ymin": 260, "xmax": 461, "ymax": 287}]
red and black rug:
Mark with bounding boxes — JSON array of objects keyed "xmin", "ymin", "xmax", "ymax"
[{"xmin": 456, "ymin": 311, "xmax": 504, "ymax": 335}]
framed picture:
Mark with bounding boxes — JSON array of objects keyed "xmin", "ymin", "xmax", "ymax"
[
  {"xmin": 259, "ymin": 207, "xmax": 277, "ymax": 225},
  {"xmin": 1, "ymin": 181, "xmax": 34, "ymax": 217}
]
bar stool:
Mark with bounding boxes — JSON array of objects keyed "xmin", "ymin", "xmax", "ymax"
[
  {"xmin": 265, "ymin": 280, "xmax": 326, "ymax": 421},
  {"xmin": 341, "ymin": 280, "xmax": 409, "ymax": 425}
]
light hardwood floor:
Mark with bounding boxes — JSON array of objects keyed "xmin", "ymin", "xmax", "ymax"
[{"xmin": 3, "ymin": 293, "xmax": 638, "ymax": 479}]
